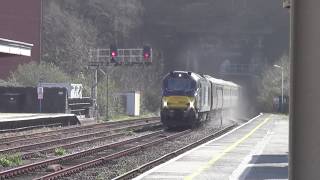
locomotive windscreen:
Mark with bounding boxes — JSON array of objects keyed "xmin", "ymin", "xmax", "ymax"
[
  {"xmin": 163, "ymin": 75, "xmax": 197, "ymax": 96},
  {"xmin": 167, "ymin": 77, "xmax": 195, "ymax": 91}
]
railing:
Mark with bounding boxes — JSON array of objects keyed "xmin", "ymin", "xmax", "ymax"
[
  {"xmin": 89, "ymin": 48, "xmax": 152, "ymax": 66},
  {"xmin": 68, "ymin": 97, "xmax": 93, "ymax": 117}
]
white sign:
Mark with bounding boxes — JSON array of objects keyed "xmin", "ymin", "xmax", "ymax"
[
  {"xmin": 70, "ymin": 84, "xmax": 83, "ymax": 98},
  {"xmin": 37, "ymin": 87, "xmax": 44, "ymax": 99}
]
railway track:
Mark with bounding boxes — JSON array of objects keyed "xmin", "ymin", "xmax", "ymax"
[
  {"xmin": 0, "ymin": 121, "xmax": 161, "ymax": 159},
  {"xmin": 113, "ymin": 124, "xmax": 236, "ymax": 179},
  {"xmin": 0, "ymin": 117, "xmax": 236, "ymax": 180},
  {"xmin": 0, "ymin": 130, "xmax": 190, "ymax": 179},
  {"xmin": 0, "ymin": 118, "xmax": 160, "ymax": 149}
]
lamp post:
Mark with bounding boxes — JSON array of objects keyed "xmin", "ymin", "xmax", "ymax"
[{"xmin": 273, "ymin": 64, "xmax": 284, "ymax": 112}]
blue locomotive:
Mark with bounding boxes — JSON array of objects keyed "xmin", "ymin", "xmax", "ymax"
[{"xmin": 160, "ymin": 71, "xmax": 240, "ymax": 129}]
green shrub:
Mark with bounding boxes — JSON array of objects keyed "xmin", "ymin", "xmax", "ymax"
[
  {"xmin": 0, "ymin": 158, "xmax": 11, "ymax": 167},
  {"xmin": 54, "ymin": 147, "xmax": 67, "ymax": 156},
  {"xmin": 8, "ymin": 61, "xmax": 71, "ymax": 86},
  {"xmin": 257, "ymin": 54, "xmax": 290, "ymax": 112},
  {"xmin": 0, "ymin": 154, "xmax": 22, "ymax": 167}
]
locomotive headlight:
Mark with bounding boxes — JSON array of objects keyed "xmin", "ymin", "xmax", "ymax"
[
  {"xmin": 162, "ymin": 99, "xmax": 168, "ymax": 107},
  {"xmin": 188, "ymin": 100, "xmax": 195, "ymax": 109}
]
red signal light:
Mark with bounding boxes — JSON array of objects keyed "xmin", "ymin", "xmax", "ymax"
[
  {"xmin": 143, "ymin": 45, "xmax": 151, "ymax": 61},
  {"xmin": 111, "ymin": 51, "xmax": 117, "ymax": 57},
  {"xmin": 144, "ymin": 53, "xmax": 150, "ymax": 59}
]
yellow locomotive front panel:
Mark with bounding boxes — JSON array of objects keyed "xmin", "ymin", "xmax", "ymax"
[{"xmin": 162, "ymin": 96, "xmax": 195, "ymax": 109}]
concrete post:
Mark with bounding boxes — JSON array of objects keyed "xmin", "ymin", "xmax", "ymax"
[{"xmin": 290, "ymin": 0, "xmax": 320, "ymax": 179}]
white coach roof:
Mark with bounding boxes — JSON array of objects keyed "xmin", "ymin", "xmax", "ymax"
[{"xmin": 204, "ymin": 75, "xmax": 239, "ymax": 88}]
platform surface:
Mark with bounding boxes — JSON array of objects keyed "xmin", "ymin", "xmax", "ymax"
[
  {"xmin": 134, "ymin": 114, "xmax": 288, "ymax": 180},
  {"xmin": 0, "ymin": 113, "xmax": 76, "ymax": 122}
]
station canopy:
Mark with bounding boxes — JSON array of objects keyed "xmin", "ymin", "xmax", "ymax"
[{"xmin": 0, "ymin": 38, "xmax": 33, "ymax": 57}]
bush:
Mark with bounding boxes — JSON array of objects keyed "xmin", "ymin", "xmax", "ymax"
[
  {"xmin": 8, "ymin": 61, "xmax": 71, "ymax": 86},
  {"xmin": 96, "ymin": 76, "xmax": 126, "ymax": 120},
  {"xmin": 0, "ymin": 79, "xmax": 17, "ymax": 86},
  {"xmin": 141, "ymin": 91, "xmax": 160, "ymax": 114},
  {"xmin": 257, "ymin": 54, "xmax": 290, "ymax": 112},
  {"xmin": 54, "ymin": 147, "xmax": 67, "ymax": 156},
  {"xmin": 0, "ymin": 154, "xmax": 22, "ymax": 167}
]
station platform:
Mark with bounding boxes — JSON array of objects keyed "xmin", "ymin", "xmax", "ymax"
[
  {"xmin": 134, "ymin": 113, "xmax": 288, "ymax": 180},
  {"xmin": 0, "ymin": 113, "xmax": 80, "ymax": 131}
]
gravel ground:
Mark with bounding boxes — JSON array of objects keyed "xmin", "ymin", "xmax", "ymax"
[
  {"xmin": 64, "ymin": 130, "xmax": 161, "ymax": 155},
  {"xmin": 0, "ymin": 128, "xmax": 161, "ymax": 172},
  {"xmin": 0, "ymin": 126, "xmax": 64, "ymax": 138},
  {"xmin": 62, "ymin": 117, "xmax": 238, "ymax": 180},
  {"xmin": 0, "ymin": 114, "xmax": 245, "ymax": 179},
  {"xmin": 0, "ymin": 121, "xmax": 160, "ymax": 149}
]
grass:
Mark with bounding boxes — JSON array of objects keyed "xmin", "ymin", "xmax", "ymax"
[
  {"xmin": 0, "ymin": 154, "xmax": 22, "ymax": 167},
  {"xmin": 54, "ymin": 147, "xmax": 67, "ymax": 156},
  {"xmin": 104, "ymin": 112, "xmax": 159, "ymax": 122}
]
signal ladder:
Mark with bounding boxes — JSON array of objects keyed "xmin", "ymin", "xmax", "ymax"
[{"xmin": 89, "ymin": 48, "xmax": 152, "ymax": 67}]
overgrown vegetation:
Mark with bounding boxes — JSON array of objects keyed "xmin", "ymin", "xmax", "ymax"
[
  {"xmin": 7, "ymin": 62, "xmax": 71, "ymax": 87},
  {"xmin": 54, "ymin": 147, "xmax": 67, "ymax": 156},
  {"xmin": 1, "ymin": 59, "xmax": 163, "ymax": 119},
  {"xmin": 96, "ymin": 74, "xmax": 125, "ymax": 120},
  {"xmin": 0, "ymin": 154, "xmax": 22, "ymax": 167},
  {"xmin": 257, "ymin": 54, "xmax": 290, "ymax": 112},
  {"xmin": 42, "ymin": 0, "xmax": 143, "ymax": 75},
  {"xmin": 39, "ymin": 0, "xmax": 162, "ymax": 119}
]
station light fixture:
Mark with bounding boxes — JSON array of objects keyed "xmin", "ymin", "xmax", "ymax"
[{"xmin": 273, "ymin": 64, "xmax": 284, "ymax": 113}]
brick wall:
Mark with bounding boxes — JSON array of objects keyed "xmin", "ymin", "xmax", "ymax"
[{"xmin": 0, "ymin": 0, "xmax": 41, "ymax": 79}]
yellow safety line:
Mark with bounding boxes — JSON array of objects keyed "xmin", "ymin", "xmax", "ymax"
[{"xmin": 184, "ymin": 115, "xmax": 271, "ymax": 180}]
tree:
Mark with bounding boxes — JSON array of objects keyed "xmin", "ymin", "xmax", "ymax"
[
  {"xmin": 7, "ymin": 62, "xmax": 71, "ymax": 86},
  {"xmin": 42, "ymin": 0, "xmax": 144, "ymax": 76},
  {"xmin": 107, "ymin": 50, "xmax": 165, "ymax": 114},
  {"xmin": 42, "ymin": 1, "xmax": 98, "ymax": 75},
  {"xmin": 0, "ymin": 79, "xmax": 17, "ymax": 87},
  {"xmin": 257, "ymin": 54, "xmax": 290, "ymax": 111},
  {"xmin": 96, "ymin": 75, "xmax": 124, "ymax": 120}
]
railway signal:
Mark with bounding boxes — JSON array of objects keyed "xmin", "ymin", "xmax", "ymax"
[
  {"xmin": 89, "ymin": 46, "xmax": 153, "ymax": 67},
  {"xmin": 143, "ymin": 45, "xmax": 151, "ymax": 61},
  {"xmin": 110, "ymin": 44, "xmax": 118, "ymax": 63},
  {"xmin": 88, "ymin": 45, "xmax": 153, "ymax": 119}
]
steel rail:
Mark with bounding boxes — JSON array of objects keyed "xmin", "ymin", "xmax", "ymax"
[
  {"xmin": 0, "ymin": 117, "xmax": 159, "ymax": 144},
  {"xmin": 20, "ymin": 132, "xmax": 126, "ymax": 159},
  {"xmin": 0, "ymin": 121, "xmax": 161, "ymax": 155},
  {"xmin": 0, "ymin": 130, "xmax": 164, "ymax": 179},
  {"xmin": 20, "ymin": 121, "xmax": 161, "ymax": 159},
  {"xmin": 113, "ymin": 124, "xmax": 236, "ymax": 180},
  {"xmin": 34, "ymin": 130, "xmax": 191, "ymax": 180},
  {"xmin": 0, "ymin": 118, "xmax": 159, "ymax": 148}
]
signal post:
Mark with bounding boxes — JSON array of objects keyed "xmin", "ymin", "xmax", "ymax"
[{"xmin": 88, "ymin": 45, "xmax": 152, "ymax": 119}]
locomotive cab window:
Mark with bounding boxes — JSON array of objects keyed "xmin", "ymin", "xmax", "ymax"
[{"xmin": 165, "ymin": 77, "xmax": 196, "ymax": 91}]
